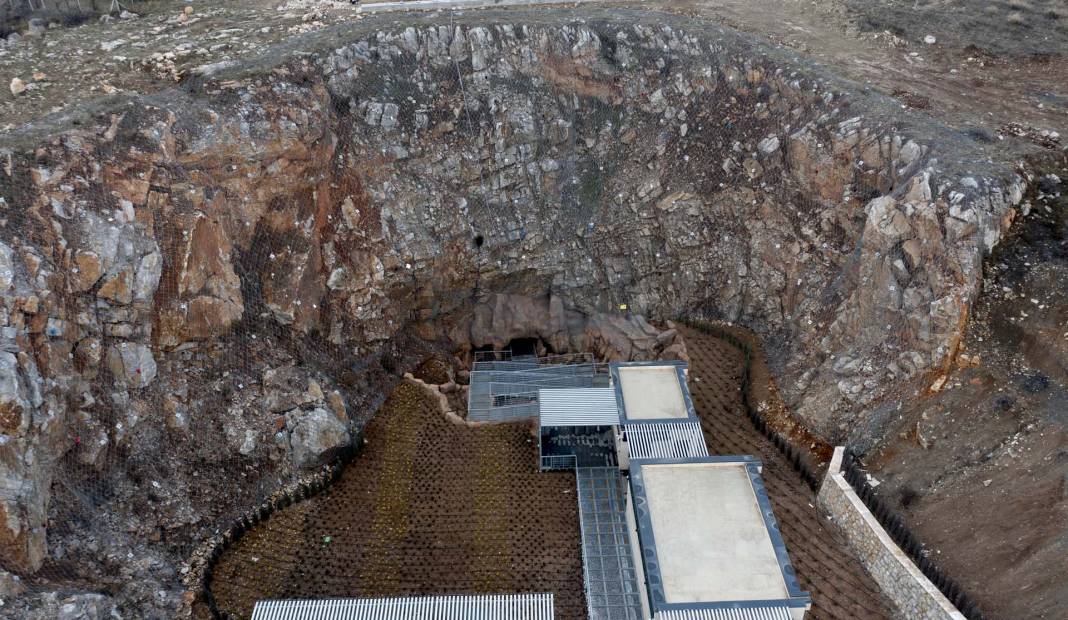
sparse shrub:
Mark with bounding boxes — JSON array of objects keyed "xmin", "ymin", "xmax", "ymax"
[
  {"xmin": 1006, "ymin": 11, "xmax": 1028, "ymax": 26},
  {"xmin": 33, "ymin": 6, "xmax": 94, "ymax": 27},
  {"xmin": 898, "ymin": 485, "xmax": 919, "ymax": 508},
  {"xmin": 380, "ymin": 351, "xmax": 398, "ymax": 374},
  {"xmin": 0, "ymin": 0, "xmax": 150, "ymax": 33}
]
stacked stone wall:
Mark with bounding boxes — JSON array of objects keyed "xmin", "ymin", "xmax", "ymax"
[{"xmin": 818, "ymin": 447, "xmax": 968, "ymax": 620}]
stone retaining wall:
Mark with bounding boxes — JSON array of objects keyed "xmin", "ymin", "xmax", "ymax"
[{"xmin": 817, "ymin": 447, "xmax": 966, "ymax": 620}]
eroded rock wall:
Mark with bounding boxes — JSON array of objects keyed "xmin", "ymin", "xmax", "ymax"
[
  {"xmin": 0, "ymin": 11, "xmax": 1024, "ymax": 612},
  {"xmin": 452, "ymin": 292, "xmax": 688, "ymax": 362},
  {"xmin": 315, "ymin": 20, "xmax": 1022, "ymax": 433}
]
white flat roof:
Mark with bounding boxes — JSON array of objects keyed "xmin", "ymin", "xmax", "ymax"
[
  {"xmin": 637, "ymin": 462, "xmax": 790, "ymax": 604},
  {"xmin": 617, "ymin": 366, "xmax": 689, "ymax": 420},
  {"xmin": 538, "ymin": 388, "xmax": 619, "ymax": 427}
]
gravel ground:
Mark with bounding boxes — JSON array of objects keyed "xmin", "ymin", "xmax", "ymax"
[
  {"xmin": 0, "ymin": 0, "xmax": 362, "ymax": 130},
  {"xmin": 845, "ymin": 0, "xmax": 1068, "ymax": 58},
  {"xmin": 2, "ymin": 0, "xmax": 1066, "ymax": 143}
]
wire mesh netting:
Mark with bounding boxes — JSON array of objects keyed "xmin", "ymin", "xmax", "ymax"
[{"xmin": 0, "ymin": 4, "xmax": 997, "ymax": 618}]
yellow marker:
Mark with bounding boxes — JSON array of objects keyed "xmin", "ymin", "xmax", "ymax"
[{"xmin": 619, "ymin": 304, "xmax": 628, "ymax": 311}]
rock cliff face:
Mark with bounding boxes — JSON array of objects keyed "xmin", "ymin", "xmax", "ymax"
[
  {"xmin": 452, "ymin": 292, "xmax": 688, "ymax": 362},
  {"xmin": 0, "ymin": 9, "xmax": 1024, "ymax": 613}
]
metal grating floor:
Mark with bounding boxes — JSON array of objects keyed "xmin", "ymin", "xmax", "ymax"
[{"xmin": 575, "ymin": 468, "xmax": 644, "ymax": 620}]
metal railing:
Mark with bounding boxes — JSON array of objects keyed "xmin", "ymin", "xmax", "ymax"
[
  {"xmin": 473, "ymin": 349, "xmax": 514, "ymax": 362},
  {"xmin": 539, "ymin": 454, "xmax": 578, "ymax": 471},
  {"xmin": 471, "ymin": 351, "xmax": 594, "ymax": 371},
  {"xmin": 467, "ymin": 356, "xmax": 604, "ymax": 422},
  {"xmin": 473, "ymin": 366, "xmax": 599, "ymax": 382}
]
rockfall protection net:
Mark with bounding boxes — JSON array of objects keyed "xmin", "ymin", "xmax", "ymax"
[{"xmin": 0, "ymin": 5, "xmax": 979, "ymax": 618}]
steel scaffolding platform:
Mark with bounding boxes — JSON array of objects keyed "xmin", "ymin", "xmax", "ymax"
[{"xmin": 467, "ymin": 354, "xmax": 605, "ymax": 422}]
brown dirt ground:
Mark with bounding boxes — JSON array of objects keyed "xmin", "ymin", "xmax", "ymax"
[
  {"xmin": 865, "ymin": 154, "xmax": 1068, "ymax": 620},
  {"xmin": 702, "ymin": 322, "xmax": 835, "ymax": 465},
  {"xmin": 653, "ymin": 0, "xmax": 1067, "ymax": 148}
]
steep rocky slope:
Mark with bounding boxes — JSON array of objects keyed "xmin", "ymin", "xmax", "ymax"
[
  {"xmin": 866, "ymin": 158, "xmax": 1067, "ymax": 619},
  {"xmin": 0, "ymin": 7, "xmax": 1029, "ymax": 616}
]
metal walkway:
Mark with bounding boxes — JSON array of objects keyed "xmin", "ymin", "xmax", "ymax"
[{"xmin": 575, "ymin": 468, "xmax": 643, "ymax": 620}]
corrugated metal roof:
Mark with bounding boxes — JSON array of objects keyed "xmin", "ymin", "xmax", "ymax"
[
  {"xmin": 657, "ymin": 607, "xmax": 793, "ymax": 620},
  {"xmin": 250, "ymin": 594, "xmax": 554, "ymax": 620},
  {"xmin": 626, "ymin": 421, "xmax": 708, "ymax": 460},
  {"xmin": 538, "ymin": 388, "xmax": 619, "ymax": 427}
]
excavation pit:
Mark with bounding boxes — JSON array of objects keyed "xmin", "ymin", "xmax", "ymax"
[{"xmin": 0, "ymin": 5, "xmax": 1029, "ymax": 619}]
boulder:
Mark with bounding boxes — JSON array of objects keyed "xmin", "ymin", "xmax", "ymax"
[
  {"xmin": 263, "ymin": 366, "xmax": 322, "ymax": 412},
  {"xmin": 9, "ymin": 77, "xmax": 26, "ymax": 96},
  {"xmin": 0, "ymin": 568, "xmax": 26, "ymax": 599},
  {"xmin": 25, "ymin": 19, "xmax": 46, "ymax": 37},
  {"xmin": 0, "ymin": 352, "xmax": 27, "ymax": 433},
  {"xmin": 0, "ymin": 243, "xmax": 14, "ymax": 290},
  {"xmin": 48, "ymin": 594, "xmax": 114, "ymax": 620},
  {"xmin": 287, "ymin": 407, "xmax": 350, "ymax": 469},
  {"xmin": 159, "ymin": 214, "xmax": 243, "ymax": 347},
  {"xmin": 72, "ymin": 251, "xmax": 103, "ymax": 292},
  {"xmin": 106, "ymin": 343, "xmax": 157, "ymax": 388},
  {"xmin": 458, "ymin": 293, "xmax": 687, "ymax": 363}
]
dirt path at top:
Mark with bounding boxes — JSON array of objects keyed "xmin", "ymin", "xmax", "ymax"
[
  {"xmin": 3, "ymin": 0, "xmax": 1065, "ymax": 148},
  {"xmin": 679, "ymin": 325, "xmax": 897, "ymax": 620},
  {"xmin": 652, "ymin": 0, "xmax": 1068, "ymax": 147}
]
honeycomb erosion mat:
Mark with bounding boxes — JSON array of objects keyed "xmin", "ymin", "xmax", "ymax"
[
  {"xmin": 209, "ymin": 381, "xmax": 586, "ymax": 619},
  {"xmin": 208, "ymin": 329, "xmax": 895, "ymax": 620}
]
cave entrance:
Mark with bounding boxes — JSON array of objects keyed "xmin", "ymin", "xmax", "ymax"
[
  {"xmin": 470, "ymin": 337, "xmax": 552, "ymax": 365},
  {"xmin": 506, "ymin": 337, "xmax": 541, "ymax": 358}
]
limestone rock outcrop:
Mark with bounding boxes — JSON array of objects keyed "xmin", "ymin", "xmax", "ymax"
[
  {"xmin": 454, "ymin": 293, "xmax": 687, "ymax": 362},
  {"xmin": 287, "ymin": 407, "xmax": 350, "ymax": 469},
  {"xmin": 0, "ymin": 10, "xmax": 1025, "ymax": 614}
]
